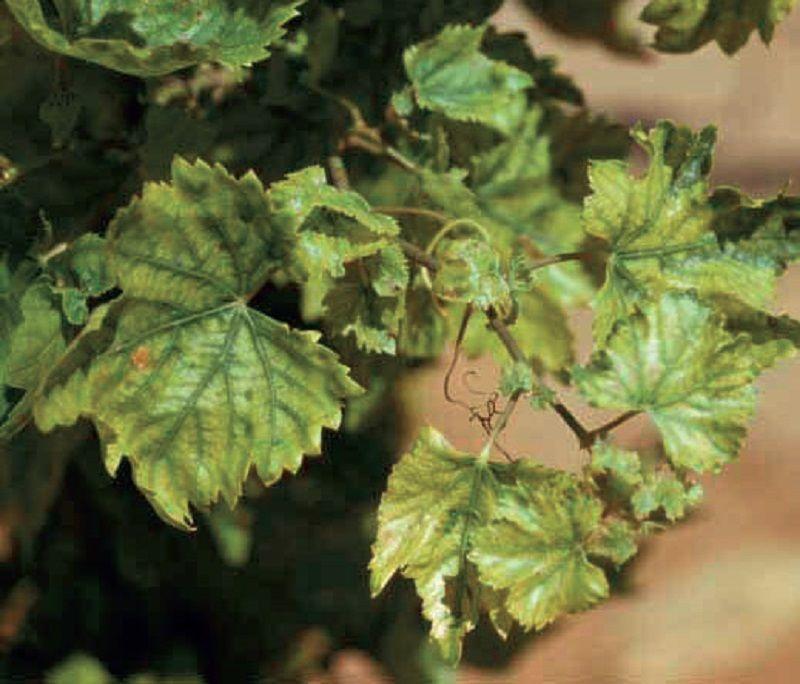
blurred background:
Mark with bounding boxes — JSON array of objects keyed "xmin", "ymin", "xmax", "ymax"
[{"xmin": 387, "ymin": 2, "xmax": 800, "ymax": 682}]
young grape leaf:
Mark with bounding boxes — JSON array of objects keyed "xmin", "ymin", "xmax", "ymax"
[
  {"xmin": 34, "ymin": 157, "xmax": 361, "ymax": 529},
  {"xmin": 431, "ymin": 238, "xmax": 511, "ymax": 309},
  {"xmin": 6, "ymin": 0, "xmax": 304, "ymax": 77},
  {"xmin": 370, "ymin": 427, "xmax": 507, "ymax": 664},
  {"xmin": 641, "ymin": 0, "xmax": 797, "ymax": 55},
  {"xmin": 590, "ymin": 442, "xmax": 644, "ymax": 489},
  {"xmin": 590, "ymin": 442, "xmax": 703, "ymax": 521},
  {"xmin": 403, "ymin": 24, "xmax": 533, "ymax": 134},
  {"xmin": 324, "ymin": 245, "xmax": 409, "ymax": 355},
  {"xmin": 585, "ymin": 121, "xmax": 792, "ymax": 344},
  {"xmin": 631, "ymin": 473, "xmax": 704, "ymax": 522},
  {"xmin": 469, "ymin": 463, "xmax": 611, "ymax": 630},
  {"xmin": 269, "ymin": 166, "xmax": 400, "ymax": 285},
  {"xmin": 47, "ymin": 234, "xmax": 115, "ymax": 325},
  {"xmin": 587, "ymin": 518, "xmax": 638, "ymax": 566},
  {"xmin": 574, "ymin": 292, "xmax": 766, "ymax": 473}
]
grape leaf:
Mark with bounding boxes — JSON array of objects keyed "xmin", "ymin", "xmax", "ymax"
[
  {"xmin": 587, "ymin": 518, "xmax": 638, "ymax": 566},
  {"xmin": 432, "ymin": 238, "xmax": 511, "ymax": 309},
  {"xmin": 47, "ymin": 234, "xmax": 115, "ymax": 325},
  {"xmin": 6, "ymin": 0, "xmax": 304, "ymax": 77},
  {"xmin": 269, "ymin": 165, "xmax": 400, "ymax": 282},
  {"xmin": 324, "ymin": 245, "xmax": 409, "ymax": 355},
  {"xmin": 631, "ymin": 473, "xmax": 703, "ymax": 522},
  {"xmin": 574, "ymin": 292, "xmax": 766, "ymax": 473},
  {"xmin": 590, "ymin": 441, "xmax": 644, "ymax": 489},
  {"xmin": 590, "ymin": 442, "xmax": 703, "ymax": 521},
  {"xmin": 370, "ymin": 427, "xmax": 506, "ymax": 664},
  {"xmin": 641, "ymin": 0, "xmax": 797, "ymax": 55},
  {"xmin": 469, "ymin": 464, "xmax": 611, "ymax": 630},
  {"xmin": 403, "ymin": 24, "xmax": 533, "ymax": 135},
  {"xmin": 371, "ymin": 428, "xmax": 629, "ymax": 659},
  {"xmin": 6, "ymin": 282, "xmax": 65, "ymax": 391},
  {"xmin": 34, "ymin": 157, "xmax": 361, "ymax": 529},
  {"xmin": 584, "ymin": 121, "xmax": 792, "ymax": 344}
]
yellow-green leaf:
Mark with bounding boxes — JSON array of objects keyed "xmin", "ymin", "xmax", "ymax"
[
  {"xmin": 575, "ymin": 292, "xmax": 760, "ymax": 473},
  {"xmin": 34, "ymin": 158, "xmax": 361, "ymax": 529}
]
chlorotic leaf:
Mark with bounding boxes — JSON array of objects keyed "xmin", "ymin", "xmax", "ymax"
[
  {"xmin": 574, "ymin": 292, "xmax": 759, "ymax": 473},
  {"xmin": 585, "ymin": 121, "xmax": 789, "ymax": 344},
  {"xmin": 587, "ymin": 518, "xmax": 638, "ymax": 566},
  {"xmin": 469, "ymin": 464, "xmax": 610, "ymax": 630},
  {"xmin": 404, "ymin": 24, "xmax": 533, "ymax": 134},
  {"xmin": 641, "ymin": 0, "xmax": 797, "ymax": 55},
  {"xmin": 324, "ymin": 245, "xmax": 409, "ymax": 355},
  {"xmin": 631, "ymin": 474, "xmax": 704, "ymax": 522},
  {"xmin": 269, "ymin": 166, "xmax": 400, "ymax": 285},
  {"xmin": 6, "ymin": 0, "xmax": 305, "ymax": 77},
  {"xmin": 34, "ymin": 158, "xmax": 361, "ymax": 529},
  {"xmin": 432, "ymin": 238, "xmax": 511, "ymax": 309},
  {"xmin": 370, "ymin": 428, "xmax": 503, "ymax": 663},
  {"xmin": 48, "ymin": 234, "xmax": 115, "ymax": 325},
  {"xmin": 590, "ymin": 442, "xmax": 643, "ymax": 489},
  {"xmin": 591, "ymin": 442, "xmax": 703, "ymax": 522}
]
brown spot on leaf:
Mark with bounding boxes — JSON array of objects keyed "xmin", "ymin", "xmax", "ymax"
[{"xmin": 131, "ymin": 346, "xmax": 151, "ymax": 371}]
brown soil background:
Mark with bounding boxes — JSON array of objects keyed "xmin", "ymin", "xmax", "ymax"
[{"xmin": 328, "ymin": 3, "xmax": 800, "ymax": 682}]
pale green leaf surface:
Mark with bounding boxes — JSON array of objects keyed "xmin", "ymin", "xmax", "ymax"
[
  {"xmin": 269, "ymin": 166, "xmax": 399, "ymax": 283},
  {"xmin": 470, "ymin": 464, "xmax": 609, "ymax": 630},
  {"xmin": 590, "ymin": 442, "xmax": 643, "ymax": 488},
  {"xmin": 585, "ymin": 121, "xmax": 784, "ymax": 342},
  {"xmin": 34, "ymin": 158, "xmax": 360, "ymax": 529},
  {"xmin": 404, "ymin": 24, "xmax": 533, "ymax": 134},
  {"xmin": 6, "ymin": 0, "xmax": 304, "ymax": 77},
  {"xmin": 641, "ymin": 0, "xmax": 797, "ymax": 54},
  {"xmin": 324, "ymin": 245, "xmax": 409, "ymax": 355},
  {"xmin": 631, "ymin": 474, "xmax": 704, "ymax": 522},
  {"xmin": 587, "ymin": 518, "xmax": 638, "ymax": 566},
  {"xmin": 432, "ymin": 238, "xmax": 510, "ymax": 309},
  {"xmin": 370, "ymin": 427, "xmax": 501, "ymax": 663},
  {"xmin": 50, "ymin": 234, "xmax": 115, "ymax": 325},
  {"xmin": 575, "ymin": 292, "xmax": 758, "ymax": 473}
]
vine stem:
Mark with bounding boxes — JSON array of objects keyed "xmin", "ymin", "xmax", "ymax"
[
  {"xmin": 319, "ymin": 152, "xmax": 632, "ymax": 451},
  {"xmin": 399, "ymin": 241, "xmax": 636, "ymax": 450}
]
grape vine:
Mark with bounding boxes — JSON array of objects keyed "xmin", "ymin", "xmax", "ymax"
[{"xmin": 1, "ymin": 0, "xmax": 798, "ymax": 679}]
